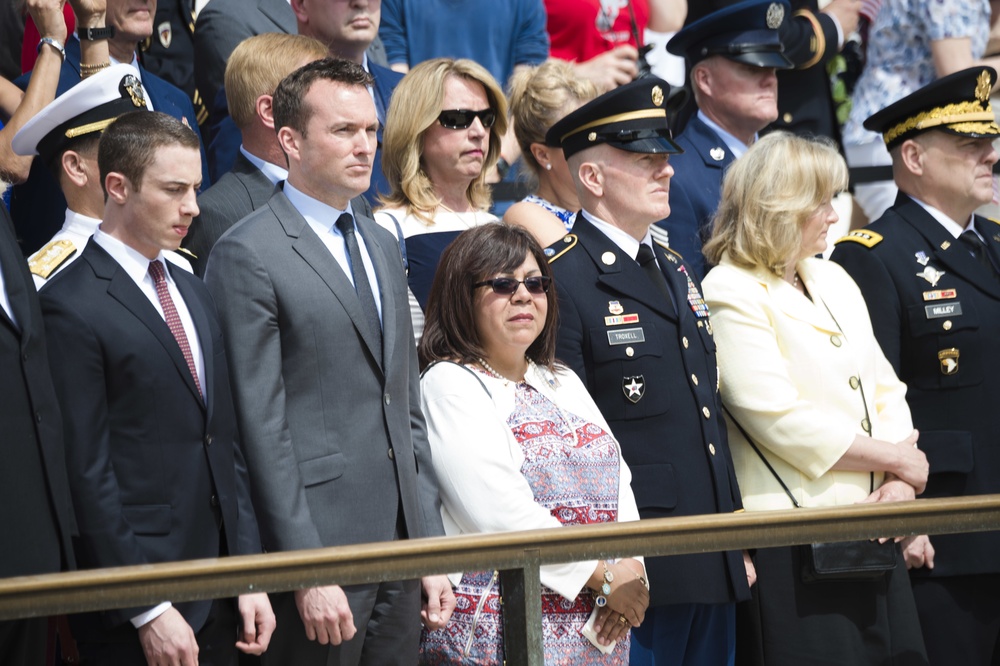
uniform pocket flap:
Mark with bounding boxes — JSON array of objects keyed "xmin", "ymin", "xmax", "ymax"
[
  {"xmin": 628, "ymin": 463, "xmax": 678, "ymax": 510},
  {"xmin": 920, "ymin": 430, "xmax": 974, "ymax": 474},
  {"xmin": 122, "ymin": 504, "xmax": 172, "ymax": 535},
  {"xmin": 299, "ymin": 452, "xmax": 346, "ymax": 487}
]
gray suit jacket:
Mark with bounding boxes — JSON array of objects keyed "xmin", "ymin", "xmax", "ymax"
[
  {"xmin": 187, "ymin": 152, "xmax": 374, "ymax": 276},
  {"xmin": 193, "ymin": 0, "xmax": 297, "ymax": 108},
  {"xmin": 204, "ymin": 188, "xmax": 444, "ymax": 552}
]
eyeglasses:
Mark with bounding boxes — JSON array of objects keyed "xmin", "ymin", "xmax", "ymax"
[
  {"xmin": 438, "ymin": 108, "xmax": 496, "ymax": 130},
  {"xmin": 473, "ymin": 276, "xmax": 551, "ymax": 295}
]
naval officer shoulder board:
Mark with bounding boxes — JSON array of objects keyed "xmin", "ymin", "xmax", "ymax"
[{"xmin": 29, "ymin": 239, "xmax": 77, "ymax": 279}]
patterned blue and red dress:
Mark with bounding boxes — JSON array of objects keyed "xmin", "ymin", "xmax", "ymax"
[{"xmin": 419, "ymin": 375, "xmax": 628, "ymax": 665}]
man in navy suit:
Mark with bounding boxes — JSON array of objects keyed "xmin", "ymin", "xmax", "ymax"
[
  {"xmin": 655, "ymin": 0, "xmax": 792, "ymax": 279},
  {"xmin": 546, "ymin": 77, "xmax": 753, "ymax": 666},
  {"xmin": 39, "ymin": 111, "xmax": 273, "ymax": 665},
  {"xmin": 11, "ymin": 0, "xmax": 211, "ymax": 255}
]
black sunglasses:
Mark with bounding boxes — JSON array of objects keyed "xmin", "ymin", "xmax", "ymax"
[
  {"xmin": 473, "ymin": 276, "xmax": 551, "ymax": 295},
  {"xmin": 438, "ymin": 108, "xmax": 496, "ymax": 130}
]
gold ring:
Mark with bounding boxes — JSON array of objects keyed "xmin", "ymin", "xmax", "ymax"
[{"xmin": 617, "ymin": 614, "xmax": 630, "ymax": 626}]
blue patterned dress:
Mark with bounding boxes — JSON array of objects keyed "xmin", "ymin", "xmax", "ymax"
[
  {"xmin": 419, "ymin": 377, "xmax": 629, "ymax": 665},
  {"xmin": 523, "ymin": 194, "xmax": 575, "ymax": 232}
]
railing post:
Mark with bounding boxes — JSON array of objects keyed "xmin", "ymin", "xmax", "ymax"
[{"xmin": 500, "ymin": 548, "xmax": 543, "ymax": 665}]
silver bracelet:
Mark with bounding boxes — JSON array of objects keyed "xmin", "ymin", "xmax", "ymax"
[{"xmin": 37, "ymin": 37, "xmax": 66, "ymax": 62}]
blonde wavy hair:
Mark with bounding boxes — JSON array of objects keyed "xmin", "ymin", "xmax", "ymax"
[
  {"xmin": 380, "ymin": 58, "xmax": 507, "ymax": 224},
  {"xmin": 702, "ymin": 132, "xmax": 848, "ymax": 276},
  {"xmin": 507, "ymin": 60, "xmax": 597, "ymax": 186}
]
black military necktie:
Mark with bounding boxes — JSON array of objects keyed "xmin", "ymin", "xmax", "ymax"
[
  {"xmin": 958, "ymin": 229, "xmax": 996, "ymax": 274},
  {"xmin": 335, "ymin": 213, "xmax": 382, "ymax": 349},
  {"xmin": 636, "ymin": 243, "xmax": 673, "ymax": 304}
]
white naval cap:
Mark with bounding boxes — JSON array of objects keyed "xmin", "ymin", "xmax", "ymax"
[{"xmin": 12, "ymin": 64, "xmax": 152, "ymax": 164}]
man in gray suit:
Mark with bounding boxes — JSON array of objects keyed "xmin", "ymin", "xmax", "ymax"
[
  {"xmin": 185, "ymin": 32, "xmax": 327, "ymax": 276},
  {"xmin": 204, "ymin": 58, "xmax": 454, "ymax": 665}
]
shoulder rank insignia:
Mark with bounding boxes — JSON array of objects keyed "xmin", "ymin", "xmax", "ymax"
[
  {"xmin": 834, "ymin": 230, "xmax": 884, "ymax": 249},
  {"xmin": 653, "ymin": 239, "xmax": 682, "ymax": 263},
  {"xmin": 28, "ymin": 239, "xmax": 76, "ymax": 278},
  {"xmin": 546, "ymin": 234, "xmax": 577, "ymax": 263},
  {"xmin": 986, "ymin": 217, "xmax": 1000, "ymax": 228}
]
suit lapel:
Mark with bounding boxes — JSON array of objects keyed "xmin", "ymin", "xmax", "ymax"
[
  {"xmin": 89, "ymin": 243, "xmax": 206, "ymax": 405},
  {"xmin": 258, "ymin": 0, "xmax": 297, "ymax": 32},
  {"xmin": 232, "ymin": 153, "xmax": 276, "ymax": 209},
  {"xmin": 0, "ymin": 212, "xmax": 28, "ymax": 336},
  {"xmin": 897, "ymin": 196, "xmax": 1000, "ymax": 301},
  {"xmin": 271, "ymin": 192, "xmax": 385, "ymax": 370},
  {"xmin": 574, "ymin": 216, "xmax": 677, "ymax": 321}
]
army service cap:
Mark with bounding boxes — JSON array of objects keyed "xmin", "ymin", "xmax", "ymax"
[
  {"xmin": 545, "ymin": 77, "xmax": 683, "ymax": 160},
  {"xmin": 864, "ymin": 67, "xmax": 1000, "ymax": 151}
]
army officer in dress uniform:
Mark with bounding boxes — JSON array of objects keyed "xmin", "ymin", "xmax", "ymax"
[
  {"xmin": 545, "ymin": 77, "xmax": 754, "ymax": 666},
  {"xmin": 831, "ymin": 67, "xmax": 1000, "ymax": 666}
]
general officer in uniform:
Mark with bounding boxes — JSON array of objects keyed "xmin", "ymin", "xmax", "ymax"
[
  {"xmin": 831, "ymin": 67, "xmax": 1000, "ymax": 666},
  {"xmin": 545, "ymin": 77, "xmax": 753, "ymax": 666},
  {"xmin": 655, "ymin": 0, "xmax": 793, "ymax": 279}
]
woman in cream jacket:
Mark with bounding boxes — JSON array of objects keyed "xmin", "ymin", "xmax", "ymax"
[{"xmin": 701, "ymin": 133, "xmax": 929, "ymax": 665}]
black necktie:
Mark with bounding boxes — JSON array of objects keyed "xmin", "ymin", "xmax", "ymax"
[
  {"xmin": 958, "ymin": 229, "xmax": 995, "ymax": 274},
  {"xmin": 335, "ymin": 213, "xmax": 382, "ymax": 349},
  {"xmin": 636, "ymin": 243, "xmax": 673, "ymax": 304}
]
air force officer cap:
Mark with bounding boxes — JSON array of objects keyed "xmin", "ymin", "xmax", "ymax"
[
  {"xmin": 545, "ymin": 77, "xmax": 683, "ymax": 160},
  {"xmin": 667, "ymin": 0, "xmax": 793, "ymax": 70}
]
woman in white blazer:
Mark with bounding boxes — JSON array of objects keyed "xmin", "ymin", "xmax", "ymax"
[
  {"xmin": 416, "ymin": 223, "xmax": 648, "ymax": 665},
  {"xmin": 701, "ymin": 133, "xmax": 930, "ymax": 665}
]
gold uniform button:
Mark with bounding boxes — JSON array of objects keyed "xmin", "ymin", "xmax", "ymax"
[
  {"xmin": 625, "ymin": 346, "xmax": 635, "ymax": 357},
  {"xmin": 830, "ymin": 335, "xmax": 842, "ymax": 347},
  {"xmin": 709, "ymin": 443, "xmax": 717, "ymax": 456},
  {"xmin": 682, "ymin": 336, "xmax": 689, "ymax": 349},
  {"xmin": 783, "ymin": 112, "xmax": 793, "ymax": 124},
  {"xmin": 849, "ymin": 376, "xmax": 860, "ymax": 390},
  {"xmin": 943, "ymin": 320, "xmax": 953, "ymax": 331},
  {"xmin": 702, "ymin": 406, "xmax": 711, "ymax": 419},
  {"xmin": 691, "ymin": 374, "xmax": 699, "ymax": 386}
]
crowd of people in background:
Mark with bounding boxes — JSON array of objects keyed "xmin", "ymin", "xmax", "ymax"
[{"xmin": 2, "ymin": 0, "xmax": 1000, "ymax": 665}]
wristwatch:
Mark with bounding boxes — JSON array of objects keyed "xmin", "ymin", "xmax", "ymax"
[{"xmin": 78, "ymin": 26, "xmax": 116, "ymax": 41}]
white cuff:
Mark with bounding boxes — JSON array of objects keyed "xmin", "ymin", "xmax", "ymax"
[{"xmin": 130, "ymin": 602, "xmax": 172, "ymax": 628}]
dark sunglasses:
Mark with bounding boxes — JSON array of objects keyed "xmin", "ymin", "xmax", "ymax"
[
  {"xmin": 473, "ymin": 276, "xmax": 551, "ymax": 295},
  {"xmin": 438, "ymin": 108, "xmax": 496, "ymax": 130}
]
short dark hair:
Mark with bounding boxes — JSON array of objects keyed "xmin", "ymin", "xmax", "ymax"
[
  {"xmin": 49, "ymin": 133, "xmax": 101, "ymax": 184},
  {"xmin": 272, "ymin": 57, "xmax": 374, "ymax": 137},
  {"xmin": 419, "ymin": 223, "xmax": 559, "ymax": 371},
  {"xmin": 98, "ymin": 111, "xmax": 200, "ymax": 193}
]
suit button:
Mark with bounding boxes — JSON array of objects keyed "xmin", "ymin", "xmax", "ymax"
[
  {"xmin": 691, "ymin": 374, "xmax": 699, "ymax": 386},
  {"xmin": 388, "ymin": 448, "xmax": 395, "ymax": 460},
  {"xmin": 830, "ymin": 335, "xmax": 842, "ymax": 347},
  {"xmin": 709, "ymin": 443, "xmax": 716, "ymax": 456},
  {"xmin": 210, "ymin": 495, "xmax": 219, "ymax": 507},
  {"xmin": 625, "ymin": 346, "xmax": 634, "ymax": 357},
  {"xmin": 682, "ymin": 336, "xmax": 689, "ymax": 349},
  {"xmin": 35, "ymin": 412, "xmax": 42, "ymax": 423},
  {"xmin": 21, "ymin": 353, "xmax": 28, "ymax": 362},
  {"xmin": 384, "ymin": 393, "xmax": 391, "ymax": 405},
  {"xmin": 942, "ymin": 320, "xmax": 952, "ymax": 331},
  {"xmin": 783, "ymin": 112, "xmax": 793, "ymax": 124},
  {"xmin": 702, "ymin": 406, "xmax": 711, "ymax": 419},
  {"xmin": 848, "ymin": 376, "xmax": 860, "ymax": 390},
  {"xmin": 204, "ymin": 434, "xmax": 213, "ymax": 446}
]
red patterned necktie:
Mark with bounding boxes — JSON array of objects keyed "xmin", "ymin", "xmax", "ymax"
[{"xmin": 148, "ymin": 260, "xmax": 203, "ymax": 399}]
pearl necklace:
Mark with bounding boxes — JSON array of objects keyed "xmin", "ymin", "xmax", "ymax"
[{"xmin": 478, "ymin": 357, "xmax": 529, "ymax": 387}]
